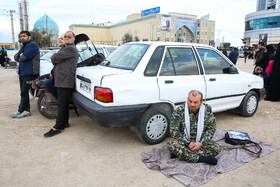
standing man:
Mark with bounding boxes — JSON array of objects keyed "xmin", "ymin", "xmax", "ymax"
[
  {"xmin": 44, "ymin": 31, "xmax": 78, "ymax": 137},
  {"xmin": 255, "ymin": 42, "xmax": 266, "ymax": 69},
  {"xmin": 167, "ymin": 90, "xmax": 221, "ymax": 165},
  {"xmin": 9, "ymin": 31, "xmax": 40, "ymax": 118},
  {"xmin": 228, "ymin": 48, "xmax": 239, "ymax": 65},
  {"xmin": 42, "ymin": 34, "xmax": 66, "ymax": 98}
]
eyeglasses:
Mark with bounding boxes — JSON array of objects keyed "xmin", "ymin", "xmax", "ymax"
[{"xmin": 64, "ymin": 35, "xmax": 72, "ymax": 39}]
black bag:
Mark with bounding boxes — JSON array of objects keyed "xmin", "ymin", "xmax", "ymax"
[{"xmin": 225, "ymin": 131, "xmax": 262, "ymax": 157}]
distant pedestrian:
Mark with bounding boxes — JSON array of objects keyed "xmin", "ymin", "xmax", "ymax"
[
  {"xmin": 263, "ymin": 44, "xmax": 275, "ymax": 71},
  {"xmin": 4, "ymin": 55, "xmax": 9, "ymax": 69},
  {"xmin": 223, "ymin": 49, "xmax": 228, "ymax": 57},
  {"xmin": 265, "ymin": 42, "xmax": 280, "ymax": 102},
  {"xmin": 0, "ymin": 48, "xmax": 6, "ymax": 67},
  {"xmin": 244, "ymin": 50, "xmax": 249, "ymax": 63},
  {"xmin": 255, "ymin": 42, "xmax": 266, "ymax": 69},
  {"xmin": 228, "ymin": 48, "xmax": 239, "ymax": 65},
  {"xmin": 9, "ymin": 31, "xmax": 40, "ymax": 118}
]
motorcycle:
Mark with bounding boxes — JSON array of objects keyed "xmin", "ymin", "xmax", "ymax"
[
  {"xmin": 28, "ymin": 33, "xmax": 105, "ymax": 119},
  {"xmin": 29, "ymin": 79, "xmax": 79, "ymax": 119},
  {"xmin": 29, "ymin": 79, "xmax": 58, "ymax": 119}
]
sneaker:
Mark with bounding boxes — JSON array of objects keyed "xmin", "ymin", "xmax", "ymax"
[
  {"xmin": 9, "ymin": 111, "xmax": 21, "ymax": 118},
  {"xmin": 16, "ymin": 111, "xmax": 31, "ymax": 118}
]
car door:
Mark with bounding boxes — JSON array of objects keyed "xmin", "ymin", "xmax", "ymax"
[
  {"xmin": 195, "ymin": 48, "xmax": 245, "ymax": 112},
  {"xmin": 157, "ymin": 46, "xmax": 206, "ymax": 106}
]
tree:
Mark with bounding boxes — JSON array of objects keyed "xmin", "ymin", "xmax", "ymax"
[
  {"xmin": 25, "ymin": 29, "xmax": 52, "ymax": 48},
  {"xmin": 134, "ymin": 36, "xmax": 140, "ymax": 42},
  {"xmin": 241, "ymin": 38, "xmax": 246, "ymax": 45},
  {"xmin": 122, "ymin": 33, "xmax": 133, "ymax": 44},
  {"xmin": 223, "ymin": 42, "xmax": 231, "ymax": 48},
  {"xmin": 142, "ymin": 38, "xmax": 149, "ymax": 41}
]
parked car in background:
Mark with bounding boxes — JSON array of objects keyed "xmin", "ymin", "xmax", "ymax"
[
  {"xmin": 6, "ymin": 50, "xmax": 18, "ymax": 66},
  {"xmin": 40, "ymin": 50, "xmax": 51, "ymax": 58},
  {"xmin": 239, "ymin": 51, "xmax": 244, "ymax": 58},
  {"xmin": 39, "ymin": 50, "xmax": 59, "ymax": 76},
  {"xmin": 72, "ymin": 41, "xmax": 266, "ymax": 145},
  {"xmin": 40, "ymin": 45, "xmax": 117, "ymax": 76}
]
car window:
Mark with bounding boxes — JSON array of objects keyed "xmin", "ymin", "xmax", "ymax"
[
  {"xmin": 106, "ymin": 47, "xmax": 117, "ymax": 55},
  {"xmin": 159, "ymin": 49, "xmax": 175, "ymax": 76},
  {"xmin": 196, "ymin": 48, "xmax": 231, "ymax": 74},
  {"xmin": 159, "ymin": 47, "xmax": 198, "ymax": 76},
  {"xmin": 78, "ymin": 47, "xmax": 93, "ymax": 63},
  {"xmin": 144, "ymin": 46, "xmax": 164, "ymax": 76},
  {"xmin": 40, "ymin": 50, "xmax": 57, "ymax": 60},
  {"xmin": 100, "ymin": 44, "xmax": 149, "ymax": 70}
]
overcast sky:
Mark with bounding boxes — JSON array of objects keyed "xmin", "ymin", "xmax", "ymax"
[{"xmin": 0, "ymin": 0, "xmax": 257, "ymax": 46}]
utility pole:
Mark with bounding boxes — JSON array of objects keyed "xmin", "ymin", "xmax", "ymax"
[
  {"xmin": 19, "ymin": 2, "xmax": 24, "ymax": 31},
  {"xmin": 0, "ymin": 9, "xmax": 16, "ymax": 49},
  {"xmin": 23, "ymin": 0, "xmax": 29, "ymax": 31},
  {"xmin": 10, "ymin": 10, "xmax": 16, "ymax": 49}
]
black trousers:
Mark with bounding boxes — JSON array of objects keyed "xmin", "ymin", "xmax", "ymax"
[
  {"xmin": 18, "ymin": 75, "xmax": 37, "ymax": 113},
  {"xmin": 53, "ymin": 87, "xmax": 73, "ymax": 130}
]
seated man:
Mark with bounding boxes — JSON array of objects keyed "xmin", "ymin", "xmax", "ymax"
[
  {"xmin": 167, "ymin": 90, "xmax": 221, "ymax": 165},
  {"xmin": 39, "ymin": 73, "xmax": 57, "ymax": 98}
]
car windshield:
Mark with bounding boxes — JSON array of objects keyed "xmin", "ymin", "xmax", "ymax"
[
  {"xmin": 78, "ymin": 46, "xmax": 103, "ymax": 63},
  {"xmin": 100, "ymin": 44, "xmax": 149, "ymax": 70},
  {"xmin": 40, "ymin": 50, "xmax": 57, "ymax": 60},
  {"xmin": 106, "ymin": 47, "xmax": 117, "ymax": 55}
]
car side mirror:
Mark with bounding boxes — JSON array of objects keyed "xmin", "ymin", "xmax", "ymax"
[{"xmin": 223, "ymin": 65, "xmax": 238, "ymax": 74}]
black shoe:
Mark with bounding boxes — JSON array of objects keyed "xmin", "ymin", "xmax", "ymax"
[
  {"xmin": 65, "ymin": 124, "xmax": 70, "ymax": 128},
  {"xmin": 44, "ymin": 129, "xmax": 61, "ymax": 137}
]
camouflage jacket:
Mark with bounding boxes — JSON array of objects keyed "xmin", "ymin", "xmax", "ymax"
[{"xmin": 170, "ymin": 103, "xmax": 216, "ymax": 146}]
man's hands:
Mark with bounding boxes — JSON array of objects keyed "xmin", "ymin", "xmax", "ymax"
[{"xmin": 188, "ymin": 142, "xmax": 203, "ymax": 152}]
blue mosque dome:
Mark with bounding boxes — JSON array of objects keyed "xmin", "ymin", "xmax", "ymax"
[{"xmin": 33, "ymin": 14, "xmax": 59, "ymax": 38}]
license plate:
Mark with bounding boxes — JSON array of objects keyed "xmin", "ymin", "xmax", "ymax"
[{"xmin": 80, "ymin": 80, "xmax": 91, "ymax": 93}]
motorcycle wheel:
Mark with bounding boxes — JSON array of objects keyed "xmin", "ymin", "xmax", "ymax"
[{"xmin": 37, "ymin": 93, "xmax": 58, "ymax": 119}]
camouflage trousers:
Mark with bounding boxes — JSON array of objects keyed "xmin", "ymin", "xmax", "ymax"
[{"xmin": 167, "ymin": 139, "xmax": 221, "ymax": 163}]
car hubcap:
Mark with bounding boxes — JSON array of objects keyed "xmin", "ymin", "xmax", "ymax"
[
  {"xmin": 247, "ymin": 96, "xmax": 257, "ymax": 114},
  {"xmin": 146, "ymin": 114, "xmax": 167, "ymax": 140}
]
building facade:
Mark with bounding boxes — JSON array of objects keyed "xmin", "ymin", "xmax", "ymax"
[
  {"xmin": 70, "ymin": 11, "xmax": 215, "ymax": 46},
  {"xmin": 244, "ymin": 0, "xmax": 280, "ymax": 47}
]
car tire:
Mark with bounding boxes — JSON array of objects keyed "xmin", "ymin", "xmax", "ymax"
[
  {"xmin": 240, "ymin": 91, "xmax": 258, "ymax": 117},
  {"xmin": 137, "ymin": 107, "xmax": 170, "ymax": 145}
]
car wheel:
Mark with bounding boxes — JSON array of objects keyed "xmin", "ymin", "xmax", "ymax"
[
  {"xmin": 137, "ymin": 107, "xmax": 170, "ymax": 145},
  {"xmin": 240, "ymin": 91, "xmax": 258, "ymax": 117}
]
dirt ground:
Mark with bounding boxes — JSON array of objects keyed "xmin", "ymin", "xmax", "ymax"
[{"xmin": 0, "ymin": 58, "xmax": 279, "ymax": 187}]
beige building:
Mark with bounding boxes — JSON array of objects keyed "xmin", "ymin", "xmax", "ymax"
[{"xmin": 70, "ymin": 11, "xmax": 215, "ymax": 46}]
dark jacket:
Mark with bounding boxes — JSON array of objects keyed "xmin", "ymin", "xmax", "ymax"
[
  {"xmin": 51, "ymin": 43, "xmax": 79, "ymax": 88},
  {"xmin": 14, "ymin": 39, "xmax": 40, "ymax": 76},
  {"xmin": 229, "ymin": 50, "xmax": 239, "ymax": 63},
  {"xmin": 263, "ymin": 45, "xmax": 275, "ymax": 71},
  {"xmin": 255, "ymin": 48, "xmax": 266, "ymax": 68}
]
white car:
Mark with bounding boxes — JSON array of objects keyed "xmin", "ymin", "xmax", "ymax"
[
  {"xmin": 39, "ymin": 50, "xmax": 58, "ymax": 76},
  {"xmin": 72, "ymin": 41, "xmax": 265, "ymax": 144},
  {"xmin": 40, "ymin": 45, "xmax": 117, "ymax": 76}
]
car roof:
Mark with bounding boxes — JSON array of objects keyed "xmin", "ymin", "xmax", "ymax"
[{"xmin": 125, "ymin": 41, "xmax": 214, "ymax": 49}]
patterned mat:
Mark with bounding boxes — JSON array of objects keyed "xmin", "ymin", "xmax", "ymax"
[{"xmin": 141, "ymin": 129, "xmax": 278, "ymax": 187}]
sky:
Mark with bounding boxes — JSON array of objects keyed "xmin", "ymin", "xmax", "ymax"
[{"xmin": 0, "ymin": 0, "xmax": 257, "ymax": 47}]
